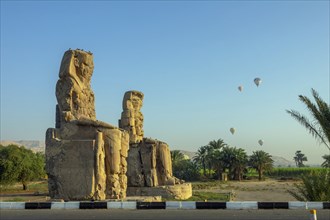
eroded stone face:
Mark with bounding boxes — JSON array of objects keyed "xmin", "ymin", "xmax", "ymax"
[
  {"xmin": 46, "ymin": 49, "xmax": 128, "ymax": 201},
  {"xmin": 56, "ymin": 50, "xmax": 96, "ymax": 125},
  {"xmin": 119, "ymin": 91, "xmax": 144, "ymax": 144}
]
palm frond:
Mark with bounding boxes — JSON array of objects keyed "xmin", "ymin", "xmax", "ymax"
[
  {"xmin": 311, "ymin": 89, "xmax": 330, "ymax": 144},
  {"xmin": 286, "ymin": 109, "xmax": 329, "ymax": 149}
]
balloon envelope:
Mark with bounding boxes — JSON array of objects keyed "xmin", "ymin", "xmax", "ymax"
[
  {"xmin": 238, "ymin": 85, "xmax": 243, "ymax": 92},
  {"xmin": 258, "ymin": 139, "xmax": 264, "ymax": 146},
  {"xmin": 254, "ymin": 78, "xmax": 261, "ymax": 87},
  {"xmin": 230, "ymin": 128, "xmax": 235, "ymax": 134}
]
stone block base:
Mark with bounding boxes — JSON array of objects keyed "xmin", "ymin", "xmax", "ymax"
[
  {"xmin": 127, "ymin": 183, "xmax": 192, "ymax": 200},
  {"xmin": 46, "ymin": 128, "xmax": 106, "ymax": 201}
]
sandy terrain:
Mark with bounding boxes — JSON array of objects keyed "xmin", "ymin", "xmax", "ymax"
[
  {"xmin": 195, "ymin": 179, "xmax": 300, "ymax": 201},
  {"xmin": 0, "ymin": 193, "xmax": 49, "ymax": 202}
]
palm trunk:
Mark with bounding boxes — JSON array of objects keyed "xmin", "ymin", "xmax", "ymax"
[
  {"xmin": 258, "ymin": 169, "xmax": 262, "ymax": 181},
  {"xmin": 202, "ymin": 163, "xmax": 206, "ymax": 176},
  {"xmin": 234, "ymin": 168, "xmax": 241, "ymax": 181},
  {"xmin": 217, "ymin": 167, "xmax": 222, "ymax": 180},
  {"xmin": 22, "ymin": 181, "xmax": 28, "ymax": 190}
]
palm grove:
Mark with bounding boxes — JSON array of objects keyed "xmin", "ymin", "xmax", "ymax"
[{"xmin": 171, "ymin": 139, "xmax": 274, "ymax": 182}]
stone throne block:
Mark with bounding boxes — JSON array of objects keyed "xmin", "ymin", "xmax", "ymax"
[
  {"xmin": 46, "ymin": 121, "xmax": 129, "ymax": 201},
  {"xmin": 46, "ymin": 127, "xmax": 106, "ymax": 201}
]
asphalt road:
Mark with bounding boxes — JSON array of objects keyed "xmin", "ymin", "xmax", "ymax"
[{"xmin": 1, "ymin": 210, "xmax": 329, "ymax": 220}]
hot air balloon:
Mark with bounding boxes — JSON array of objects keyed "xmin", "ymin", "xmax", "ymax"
[
  {"xmin": 238, "ymin": 85, "xmax": 243, "ymax": 92},
  {"xmin": 254, "ymin": 78, "xmax": 262, "ymax": 87},
  {"xmin": 230, "ymin": 128, "xmax": 235, "ymax": 135},
  {"xmin": 258, "ymin": 139, "xmax": 264, "ymax": 146}
]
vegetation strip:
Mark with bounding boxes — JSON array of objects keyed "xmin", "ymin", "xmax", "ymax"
[{"xmin": 1, "ymin": 202, "xmax": 329, "ymax": 209}]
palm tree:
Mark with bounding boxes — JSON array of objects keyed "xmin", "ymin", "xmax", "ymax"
[
  {"xmin": 204, "ymin": 145, "xmax": 215, "ymax": 177},
  {"xmin": 286, "ymin": 88, "xmax": 330, "ymax": 151},
  {"xmin": 287, "ymin": 89, "xmax": 330, "ymax": 200},
  {"xmin": 293, "ymin": 150, "xmax": 308, "ymax": 167},
  {"xmin": 321, "ymin": 154, "xmax": 330, "ymax": 168},
  {"xmin": 220, "ymin": 146, "xmax": 248, "ymax": 181},
  {"xmin": 205, "ymin": 139, "xmax": 228, "ymax": 177},
  {"xmin": 212, "ymin": 150, "xmax": 224, "ymax": 180},
  {"xmin": 231, "ymin": 148, "xmax": 248, "ymax": 181},
  {"xmin": 171, "ymin": 150, "xmax": 185, "ymax": 166},
  {"xmin": 193, "ymin": 146, "xmax": 208, "ymax": 176},
  {"xmin": 249, "ymin": 150, "xmax": 273, "ymax": 181},
  {"xmin": 208, "ymin": 139, "xmax": 227, "ymax": 150}
]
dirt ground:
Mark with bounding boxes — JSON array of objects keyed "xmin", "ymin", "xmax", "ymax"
[
  {"xmin": 194, "ymin": 179, "xmax": 300, "ymax": 201},
  {"xmin": 0, "ymin": 193, "xmax": 49, "ymax": 202},
  {"xmin": 0, "ymin": 179, "xmax": 300, "ymax": 202}
]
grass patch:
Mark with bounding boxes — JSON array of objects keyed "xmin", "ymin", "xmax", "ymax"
[
  {"xmin": 2, "ymin": 197, "xmax": 25, "ymax": 202},
  {"xmin": 192, "ymin": 181, "xmax": 225, "ymax": 190},
  {"xmin": 27, "ymin": 181, "xmax": 48, "ymax": 192},
  {"xmin": 0, "ymin": 180, "xmax": 48, "ymax": 194}
]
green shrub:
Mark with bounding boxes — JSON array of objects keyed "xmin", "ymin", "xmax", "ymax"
[
  {"xmin": 173, "ymin": 160, "xmax": 201, "ymax": 181},
  {"xmin": 0, "ymin": 144, "xmax": 46, "ymax": 190},
  {"xmin": 288, "ymin": 169, "xmax": 330, "ymax": 201}
]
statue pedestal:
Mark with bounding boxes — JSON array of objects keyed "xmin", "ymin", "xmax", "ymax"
[
  {"xmin": 46, "ymin": 124, "xmax": 129, "ymax": 201},
  {"xmin": 127, "ymin": 183, "xmax": 192, "ymax": 200},
  {"xmin": 46, "ymin": 128, "xmax": 106, "ymax": 201}
]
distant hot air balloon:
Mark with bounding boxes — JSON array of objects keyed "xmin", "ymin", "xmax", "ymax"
[
  {"xmin": 254, "ymin": 78, "xmax": 262, "ymax": 87},
  {"xmin": 258, "ymin": 139, "xmax": 264, "ymax": 146},
  {"xmin": 230, "ymin": 128, "xmax": 235, "ymax": 135},
  {"xmin": 238, "ymin": 85, "xmax": 243, "ymax": 92}
]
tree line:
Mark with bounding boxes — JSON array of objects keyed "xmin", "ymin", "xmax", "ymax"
[
  {"xmin": 171, "ymin": 139, "xmax": 274, "ymax": 182},
  {"xmin": 0, "ymin": 144, "xmax": 46, "ymax": 190},
  {"xmin": 172, "ymin": 139, "xmax": 330, "ymax": 183}
]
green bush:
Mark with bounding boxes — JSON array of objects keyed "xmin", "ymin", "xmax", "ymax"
[
  {"xmin": 0, "ymin": 144, "xmax": 46, "ymax": 190},
  {"xmin": 173, "ymin": 159, "xmax": 201, "ymax": 181},
  {"xmin": 288, "ymin": 169, "xmax": 330, "ymax": 201}
]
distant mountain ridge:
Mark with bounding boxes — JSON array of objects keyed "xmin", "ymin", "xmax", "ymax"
[
  {"xmin": 0, "ymin": 140, "xmax": 45, "ymax": 152},
  {"xmin": 271, "ymin": 155, "xmax": 296, "ymax": 167},
  {"xmin": 179, "ymin": 150, "xmax": 197, "ymax": 160}
]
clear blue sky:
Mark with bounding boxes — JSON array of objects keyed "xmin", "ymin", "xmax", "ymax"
[{"xmin": 1, "ymin": 1, "xmax": 329, "ymax": 164}]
